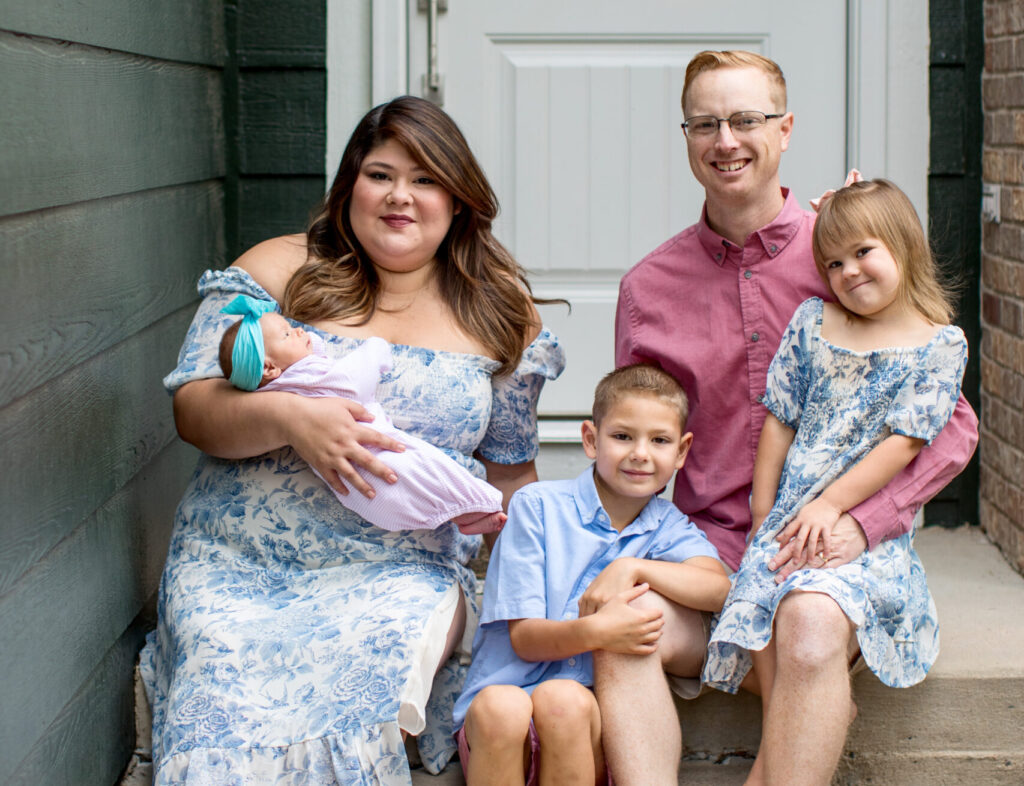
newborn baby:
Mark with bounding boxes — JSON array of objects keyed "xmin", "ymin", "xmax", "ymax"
[{"xmin": 219, "ymin": 294, "xmax": 505, "ymax": 534}]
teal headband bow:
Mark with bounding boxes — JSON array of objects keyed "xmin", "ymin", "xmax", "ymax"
[{"xmin": 221, "ymin": 295, "xmax": 277, "ymax": 391}]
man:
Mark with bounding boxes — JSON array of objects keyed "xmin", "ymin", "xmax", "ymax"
[{"xmin": 596, "ymin": 50, "xmax": 978, "ymax": 785}]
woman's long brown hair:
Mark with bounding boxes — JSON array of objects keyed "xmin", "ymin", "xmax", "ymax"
[{"xmin": 285, "ymin": 96, "xmax": 553, "ymax": 375}]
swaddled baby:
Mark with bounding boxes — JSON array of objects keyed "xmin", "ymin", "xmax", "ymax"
[{"xmin": 218, "ymin": 294, "xmax": 505, "ymax": 534}]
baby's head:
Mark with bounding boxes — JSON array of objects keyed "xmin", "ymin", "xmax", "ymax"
[
  {"xmin": 582, "ymin": 364, "xmax": 692, "ymax": 503},
  {"xmin": 219, "ymin": 298, "xmax": 312, "ymax": 390}
]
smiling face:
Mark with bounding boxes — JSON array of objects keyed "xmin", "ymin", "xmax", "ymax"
[
  {"xmin": 348, "ymin": 138, "xmax": 456, "ymax": 279},
  {"xmin": 683, "ymin": 66, "xmax": 792, "ymax": 215},
  {"xmin": 821, "ymin": 237, "xmax": 904, "ymax": 319},
  {"xmin": 582, "ymin": 393, "xmax": 692, "ymax": 506},
  {"xmin": 260, "ymin": 312, "xmax": 312, "ymax": 372}
]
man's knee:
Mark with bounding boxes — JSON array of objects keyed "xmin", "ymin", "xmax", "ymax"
[
  {"xmin": 774, "ymin": 593, "xmax": 853, "ymax": 672},
  {"xmin": 465, "ymin": 684, "xmax": 533, "ymax": 743}
]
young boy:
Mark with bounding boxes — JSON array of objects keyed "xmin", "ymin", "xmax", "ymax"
[{"xmin": 452, "ymin": 364, "xmax": 731, "ymax": 786}]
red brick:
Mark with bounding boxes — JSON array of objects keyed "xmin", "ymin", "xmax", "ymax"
[
  {"xmin": 983, "ymin": 291, "xmax": 1003, "ymax": 326},
  {"xmin": 1005, "ymin": 185, "xmax": 1024, "ymax": 220}
]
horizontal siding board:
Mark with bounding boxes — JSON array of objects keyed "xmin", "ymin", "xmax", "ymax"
[
  {"xmin": 0, "ymin": 32, "xmax": 225, "ymax": 215},
  {"xmin": 239, "ymin": 175, "xmax": 325, "ymax": 251},
  {"xmin": 0, "ymin": 0, "xmax": 225, "ymax": 65},
  {"xmin": 237, "ymin": 0, "xmax": 326, "ymax": 67},
  {"xmin": 0, "ymin": 306, "xmax": 195, "ymax": 596},
  {"xmin": 6, "ymin": 622, "xmax": 149, "ymax": 786},
  {"xmin": 0, "ymin": 440, "xmax": 194, "ymax": 782},
  {"xmin": 239, "ymin": 70, "xmax": 326, "ymax": 174},
  {"xmin": 0, "ymin": 182, "xmax": 224, "ymax": 408}
]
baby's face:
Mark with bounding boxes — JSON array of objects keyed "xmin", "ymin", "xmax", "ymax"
[{"xmin": 260, "ymin": 313, "xmax": 312, "ymax": 370}]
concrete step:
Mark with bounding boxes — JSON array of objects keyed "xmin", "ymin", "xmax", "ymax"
[{"xmin": 414, "ymin": 526, "xmax": 1024, "ymax": 785}]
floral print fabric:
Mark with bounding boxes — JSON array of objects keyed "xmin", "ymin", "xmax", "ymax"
[
  {"xmin": 139, "ymin": 268, "xmax": 564, "ymax": 784},
  {"xmin": 703, "ymin": 297, "xmax": 966, "ymax": 693}
]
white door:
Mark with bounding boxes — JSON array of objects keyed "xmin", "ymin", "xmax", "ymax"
[{"xmin": 357, "ymin": 1, "xmax": 926, "ymax": 433}]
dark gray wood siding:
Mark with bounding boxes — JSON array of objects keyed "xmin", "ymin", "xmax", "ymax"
[
  {"xmin": 0, "ymin": 2, "xmax": 225, "ymax": 781},
  {"xmin": 226, "ymin": 0, "xmax": 327, "ymax": 257}
]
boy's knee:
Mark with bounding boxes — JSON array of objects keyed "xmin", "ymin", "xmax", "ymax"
[
  {"xmin": 465, "ymin": 684, "xmax": 533, "ymax": 742},
  {"xmin": 531, "ymin": 680, "xmax": 597, "ymax": 735}
]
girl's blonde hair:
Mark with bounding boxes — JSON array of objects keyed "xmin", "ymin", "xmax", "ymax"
[
  {"xmin": 812, "ymin": 178, "xmax": 957, "ymax": 325},
  {"xmin": 284, "ymin": 96, "xmax": 547, "ymax": 376}
]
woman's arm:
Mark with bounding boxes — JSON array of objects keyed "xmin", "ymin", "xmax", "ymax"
[
  {"xmin": 750, "ymin": 413, "xmax": 795, "ymax": 540},
  {"xmin": 784, "ymin": 433, "xmax": 925, "ymax": 565},
  {"xmin": 172, "ymin": 236, "xmax": 405, "ymax": 496},
  {"xmin": 173, "ymin": 380, "xmax": 406, "ymax": 496}
]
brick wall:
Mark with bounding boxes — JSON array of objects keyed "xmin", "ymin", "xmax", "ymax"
[{"xmin": 981, "ymin": 0, "xmax": 1024, "ymax": 573}]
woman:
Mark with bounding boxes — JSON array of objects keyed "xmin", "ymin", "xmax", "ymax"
[{"xmin": 140, "ymin": 96, "xmax": 564, "ymax": 784}]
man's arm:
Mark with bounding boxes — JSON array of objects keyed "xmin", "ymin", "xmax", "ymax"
[
  {"xmin": 849, "ymin": 394, "xmax": 977, "ymax": 548},
  {"xmin": 770, "ymin": 395, "xmax": 978, "ymax": 579}
]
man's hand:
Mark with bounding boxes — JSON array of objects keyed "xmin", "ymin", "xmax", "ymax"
[{"xmin": 769, "ymin": 512, "xmax": 868, "ymax": 583}]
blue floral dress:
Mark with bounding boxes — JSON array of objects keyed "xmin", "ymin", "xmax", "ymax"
[
  {"xmin": 703, "ymin": 297, "xmax": 966, "ymax": 693},
  {"xmin": 139, "ymin": 268, "xmax": 564, "ymax": 784}
]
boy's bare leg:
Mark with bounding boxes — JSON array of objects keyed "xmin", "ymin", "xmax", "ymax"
[
  {"xmin": 593, "ymin": 590, "xmax": 707, "ymax": 786},
  {"xmin": 463, "ymin": 684, "xmax": 533, "ymax": 786},
  {"xmin": 531, "ymin": 679, "xmax": 605, "ymax": 786},
  {"xmin": 757, "ymin": 592, "xmax": 857, "ymax": 786}
]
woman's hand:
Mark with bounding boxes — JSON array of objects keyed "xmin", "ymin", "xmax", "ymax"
[
  {"xmin": 285, "ymin": 394, "xmax": 407, "ymax": 497},
  {"xmin": 578, "ymin": 558, "xmax": 642, "ymax": 617},
  {"xmin": 769, "ymin": 512, "xmax": 868, "ymax": 582}
]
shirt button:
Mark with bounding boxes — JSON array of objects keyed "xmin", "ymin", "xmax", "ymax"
[
  {"xmin": 568, "ymin": 657, "xmax": 577, "ymax": 667},
  {"xmin": 751, "ymin": 332, "xmax": 760, "ymax": 342},
  {"xmin": 564, "ymin": 612, "xmax": 574, "ymax": 620},
  {"xmin": 769, "ymin": 244, "xmax": 778, "ymax": 253},
  {"xmin": 715, "ymin": 253, "xmax": 722, "ymax": 261},
  {"xmin": 743, "ymin": 270, "xmax": 752, "ymax": 279}
]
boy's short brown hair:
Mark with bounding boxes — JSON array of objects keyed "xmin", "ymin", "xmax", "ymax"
[{"xmin": 592, "ymin": 364, "xmax": 689, "ymax": 429}]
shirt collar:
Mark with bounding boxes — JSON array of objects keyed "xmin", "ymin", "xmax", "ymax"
[
  {"xmin": 572, "ymin": 466, "xmax": 663, "ymax": 535},
  {"xmin": 696, "ymin": 188, "xmax": 804, "ymax": 267}
]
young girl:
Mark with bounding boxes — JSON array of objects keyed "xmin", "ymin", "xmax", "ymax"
[{"xmin": 703, "ymin": 178, "xmax": 967, "ymax": 707}]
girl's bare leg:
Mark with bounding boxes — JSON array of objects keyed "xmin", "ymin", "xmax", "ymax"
[{"xmin": 745, "ymin": 640, "xmax": 778, "ymax": 785}]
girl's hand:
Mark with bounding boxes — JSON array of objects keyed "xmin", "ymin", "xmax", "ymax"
[
  {"xmin": 286, "ymin": 395, "xmax": 406, "ymax": 497},
  {"xmin": 589, "ymin": 583, "xmax": 664, "ymax": 654},
  {"xmin": 777, "ymin": 497, "xmax": 842, "ymax": 569},
  {"xmin": 578, "ymin": 558, "xmax": 641, "ymax": 617},
  {"xmin": 452, "ymin": 511, "xmax": 507, "ymax": 535}
]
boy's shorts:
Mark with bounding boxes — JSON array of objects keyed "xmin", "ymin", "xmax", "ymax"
[
  {"xmin": 667, "ymin": 609, "xmax": 713, "ymax": 699},
  {"xmin": 455, "ymin": 721, "xmax": 614, "ymax": 785}
]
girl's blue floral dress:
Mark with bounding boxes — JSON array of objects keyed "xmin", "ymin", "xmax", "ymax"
[
  {"xmin": 703, "ymin": 297, "xmax": 966, "ymax": 693},
  {"xmin": 139, "ymin": 268, "xmax": 564, "ymax": 784}
]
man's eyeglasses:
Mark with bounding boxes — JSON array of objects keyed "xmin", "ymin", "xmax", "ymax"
[{"xmin": 681, "ymin": 111, "xmax": 784, "ymax": 137}]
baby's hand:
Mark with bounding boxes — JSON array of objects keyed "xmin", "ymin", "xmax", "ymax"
[
  {"xmin": 579, "ymin": 558, "xmax": 640, "ymax": 617},
  {"xmin": 781, "ymin": 497, "xmax": 842, "ymax": 568},
  {"xmin": 453, "ymin": 511, "xmax": 506, "ymax": 535},
  {"xmin": 590, "ymin": 583, "xmax": 664, "ymax": 654}
]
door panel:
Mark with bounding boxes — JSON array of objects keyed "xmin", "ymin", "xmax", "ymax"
[{"xmin": 405, "ymin": 2, "xmax": 847, "ymax": 420}]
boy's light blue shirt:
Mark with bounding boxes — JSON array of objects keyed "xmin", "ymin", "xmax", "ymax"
[{"xmin": 452, "ymin": 466, "xmax": 720, "ymax": 729}]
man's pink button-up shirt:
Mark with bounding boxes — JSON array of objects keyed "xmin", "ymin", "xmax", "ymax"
[{"xmin": 615, "ymin": 190, "xmax": 978, "ymax": 570}]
